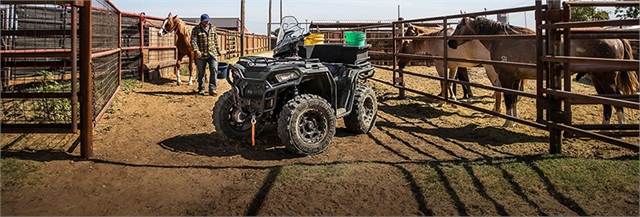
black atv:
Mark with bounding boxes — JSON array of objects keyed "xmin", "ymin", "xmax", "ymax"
[{"xmin": 212, "ymin": 16, "xmax": 377, "ymax": 156}]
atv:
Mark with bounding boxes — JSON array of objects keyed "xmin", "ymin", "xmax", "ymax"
[{"xmin": 212, "ymin": 16, "xmax": 377, "ymax": 156}]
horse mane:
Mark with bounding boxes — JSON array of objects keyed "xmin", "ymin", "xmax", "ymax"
[
  {"xmin": 472, "ymin": 17, "xmax": 535, "ymax": 35},
  {"xmin": 172, "ymin": 17, "xmax": 193, "ymax": 38},
  {"xmin": 421, "ymin": 27, "xmax": 453, "ymax": 37},
  {"xmin": 407, "ymin": 24, "xmax": 441, "ymax": 35}
]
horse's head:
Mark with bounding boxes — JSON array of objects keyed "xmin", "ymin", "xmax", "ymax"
[
  {"xmin": 404, "ymin": 24, "xmax": 421, "ymax": 37},
  {"xmin": 404, "ymin": 23, "xmax": 441, "ymax": 36},
  {"xmin": 448, "ymin": 17, "xmax": 478, "ymax": 49},
  {"xmin": 398, "ymin": 39, "xmax": 418, "ymax": 69},
  {"xmin": 399, "ymin": 24, "xmax": 441, "ymax": 68},
  {"xmin": 158, "ymin": 12, "xmax": 178, "ymax": 37}
]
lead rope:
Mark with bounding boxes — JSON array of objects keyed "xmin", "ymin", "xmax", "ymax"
[{"xmin": 251, "ymin": 114, "xmax": 257, "ymax": 146}]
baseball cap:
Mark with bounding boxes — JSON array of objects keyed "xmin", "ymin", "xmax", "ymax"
[{"xmin": 200, "ymin": 13, "xmax": 210, "ymax": 22}]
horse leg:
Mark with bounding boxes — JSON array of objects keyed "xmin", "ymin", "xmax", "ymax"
[
  {"xmin": 483, "ymin": 65, "xmax": 502, "ymax": 113},
  {"xmin": 500, "ymin": 75, "xmax": 519, "ymax": 128},
  {"xmin": 452, "ymin": 73, "xmax": 458, "ymax": 99},
  {"xmin": 589, "ymin": 72, "xmax": 620, "ymax": 126},
  {"xmin": 438, "ymin": 66, "xmax": 458, "ymax": 107},
  {"xmin": 175, "ymin": 59, "xmax": 182, "ymax": 86},
  {"xmin": 187, "ymin": 54, "xmax": 195, "ymax": 85},
  {"xmin": 457, "ymin": 67, "xmax": 473, "ymax": 103}
]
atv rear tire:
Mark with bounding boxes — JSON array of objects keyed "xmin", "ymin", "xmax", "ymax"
[
  {"xmin": 344, "ymin": 85, "xmax": 377, "ymax": 134},
  {"xmin": 278, "ymin": 94, "xmax": 336, "ymax": 156},
  {"xmin": 213, "ymin": 91, "xmax": 261, "ymax": 141}
]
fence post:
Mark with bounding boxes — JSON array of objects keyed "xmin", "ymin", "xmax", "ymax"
[
  {"xmin": 547, "ymin": 0, "xmax": 563, "ymax": 154},
  {"xmin": 139, "ymin": 14, "xmax": 145, "ymax": 82},
  {"xmin": 80, "ymin": 0, "xmax": 94, "ymax": 158},
  {"xmin": 396, "ymin": 17, "xmax": 405, "ymax": 99}
]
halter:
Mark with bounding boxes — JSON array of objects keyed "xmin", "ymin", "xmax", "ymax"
[{"xmin": 160, "ymin": 17, "xmax": 178, "ymax": 35}]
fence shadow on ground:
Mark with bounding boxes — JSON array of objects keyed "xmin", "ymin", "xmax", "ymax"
[{"xmin": 1, "ymin": 132, "xmax": 637, "ymax": 216}]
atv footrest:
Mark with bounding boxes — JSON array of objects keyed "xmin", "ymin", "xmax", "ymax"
[{"xmin": 336, "ymin": 108, "xmax": 349, "ymax": 118}]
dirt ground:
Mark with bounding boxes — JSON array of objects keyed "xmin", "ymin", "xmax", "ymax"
[{"xmin": 1, "ymin": 65, "xmax": 638, "ymax": 216}]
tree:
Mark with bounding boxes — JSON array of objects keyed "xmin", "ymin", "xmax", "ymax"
[
  {"xmin": 271, "ymin": 28, "xmax": 280, "ymax": 37},
  {"xmin": 570, "ymin": 5, "xmax": 610, "ymax": 21},
  {"xmin": 614, "ymin": 5, "xmax": 639, "ymax": 19}
]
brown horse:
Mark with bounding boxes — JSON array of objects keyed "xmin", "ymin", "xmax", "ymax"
[
  {"xmin": 399, "ymin": 24, "xmax": 503, "ymax": 112},
  {"xmin": 400, "ymin": 24, "xmax": 475, "ymax": 100},
  {"xmin": 158, "ymin": 12, "xmax": 195, "ymax": 86},
  {"xmin": 448, "ymin": 16, "xmax": 639, "ymax": 128}
]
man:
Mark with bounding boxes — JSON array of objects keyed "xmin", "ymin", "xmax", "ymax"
[{"xmin": 191, "ymin": 13, "xmax": 221, "ymax": 96}]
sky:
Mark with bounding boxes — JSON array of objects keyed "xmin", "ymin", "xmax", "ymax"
[{"xmin": 108, "ymin": 0, "xmax": 618, "ymax": 35}]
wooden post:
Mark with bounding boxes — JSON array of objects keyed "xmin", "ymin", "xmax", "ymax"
[
  {"xmin": 80, "ymin": 0, "xmax": 93, "ymax": 158},
  {"xmin": 547, "ymin": 0, "xmax": 563, "ymax": 154}
]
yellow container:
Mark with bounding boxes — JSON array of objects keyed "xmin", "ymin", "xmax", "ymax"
[{"xmin": 304, "ymin": 33, "xmax": 325, "ymax": 45}]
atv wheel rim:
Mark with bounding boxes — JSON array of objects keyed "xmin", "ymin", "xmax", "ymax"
[
  {"xmin": 297, "ymin": 110, "xmax": 327, "ymax": 144},
  {"xmin": 229, "ymin": 107, "xmax": 251, "ymax": 131},
  {"xmin": 363, "ymin": 97, "xmax": 375, "ymax": 124}
]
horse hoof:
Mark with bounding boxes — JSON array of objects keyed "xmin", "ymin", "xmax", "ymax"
[{"xmin": 501, "ymin": 121, "xmax": 515, "ymax": 128}]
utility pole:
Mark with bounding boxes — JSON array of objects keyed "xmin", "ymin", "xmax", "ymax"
[
  {"xmin": 268, "ymin": 0, "xmax": 272, "ymax": 49},
  {"xmin": 280, "ymin": 0, "xmax": 283, "ymax": 23},
  {"xmin": 241, "ymin": 0, "xmax": 245, "ymax": 56}
]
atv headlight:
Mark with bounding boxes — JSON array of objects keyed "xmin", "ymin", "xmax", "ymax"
[{"xmin": 274, "ymin": 71, "xmax": 299, "ymax": 82}]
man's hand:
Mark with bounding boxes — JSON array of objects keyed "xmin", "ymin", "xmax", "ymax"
[{"xmin": 195, "ymin": 51, "xmax": 201, "ymax": 59}]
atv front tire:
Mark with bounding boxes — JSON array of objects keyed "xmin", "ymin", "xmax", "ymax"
[
  {"xmin": 344, "ymin": 85, "xmax": 377, "ymax": 134},
  {"xmin": 213, "ymin": 91, "xmax": 261, "ymax": 141},
  {"xmin": 278, "ymin": 94, "xmax": 336, "ymax": 156}
]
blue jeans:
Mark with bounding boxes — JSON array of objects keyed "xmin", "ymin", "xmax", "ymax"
[{"xmin": 196, "ymin": 56, "xmax": 218, "ymax": 91}]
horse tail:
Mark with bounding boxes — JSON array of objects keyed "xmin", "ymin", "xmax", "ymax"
[{"xmin": 617, "ymin": 39, "xmax": 639, "ymax": 95}]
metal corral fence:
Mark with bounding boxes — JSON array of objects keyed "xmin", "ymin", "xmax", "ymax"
[
  {"xmin": 1, "ymin": 0, "xmax": 119, "ymax": 157},
  {"xmin": 316, "ymin": 1, "xmax": 639, "ymax": 153},
  {"xmin": 119, "ymin": 13, "xmax": 270, "ymax": 81},
  {"xmin": 1, "ymin": 0, "xmax": 270, "ymax": 157}
]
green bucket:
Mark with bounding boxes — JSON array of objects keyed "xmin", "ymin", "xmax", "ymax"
[{"xmin": 344, "ymin": 31, "xmax": 366, "ymax": 46}]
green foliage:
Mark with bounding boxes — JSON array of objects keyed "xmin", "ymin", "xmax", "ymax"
[
  {"xmin": 121, "ymin": 78, "xmax": 141, "ymax": 94},
  {"xmin": 271, "ymin": 28, "xmax": 280, "ymax": 37},
  {"xmin": 33, "ymin": 71, "xmax": 72, "ymax": 123},
  {"xmin": 614, "ymin": 5, "xmax": 639, "ymax": 19},
  {"xmin": 571, "ymin": 6, "xmax": 610, "ymax": 21}
]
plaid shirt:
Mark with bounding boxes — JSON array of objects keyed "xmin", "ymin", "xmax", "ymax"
[{"xmin": 191, "ymin": 23, "xmax": 220, "ymax": 59}]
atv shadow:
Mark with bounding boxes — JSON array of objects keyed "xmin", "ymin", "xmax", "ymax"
[{"xmin": 158, "ymin": 132, "xmax": 301, "ymax": 161}]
